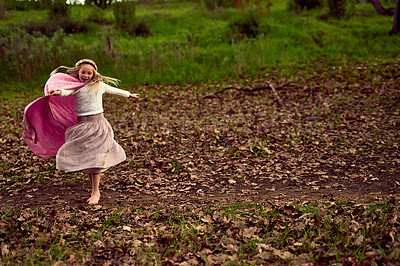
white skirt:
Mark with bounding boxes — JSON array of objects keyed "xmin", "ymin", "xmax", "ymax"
[{"xmin": 56, "ymin": 113, "xmax": 126, "ymax": 174}]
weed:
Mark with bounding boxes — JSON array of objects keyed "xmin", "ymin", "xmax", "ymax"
[
  {"xmin": 221, "ymin": 203, "xmax": 242, "ymax": 220},
  {"xmin": 275, "ymin": 226, "xmax": 292, "ymax": 248},
  {"xmin": 98, "ymin": 209, "xmax": 123, "ymax": 234},
  {"xmin": 251, "ymin": 140, "xmax": 270, "ymax": 159},
  {"xmin": 238, "ymin": 239, "xmax": 259, "ymax": 259},
  {"xmin": 365, "ymin": 201, "xmax": 392, "ymax": 218},
  {"xmin": 47, "ymin": 235, "xmax": 69, "ymax": 261},
  {"xmin": 151, "ymin": 209, "xmax": 161, "ymax": 220}
]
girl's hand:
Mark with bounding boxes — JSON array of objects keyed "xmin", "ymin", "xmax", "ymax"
[
  {"xmin": 129, "ymin": 93, "xmax": 140, "ymax": 99},
  {"xmin": 48, "ymin": 90, "xmax": 61, "ymax": 96}
]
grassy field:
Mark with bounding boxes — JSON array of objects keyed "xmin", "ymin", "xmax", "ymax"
[{"xmin": 0, "ymin": 0, "xmax": 399, "ymax": 89}]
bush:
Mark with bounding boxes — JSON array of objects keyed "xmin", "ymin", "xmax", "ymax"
[
  {"xmin": 88, "ymin": 6, "xmax": 113, "ymax": 25},
  {"xmin": 0, "ymin": 28, "xmax": 84, "ymax": 81},
  {"xmin": 227, "ymin": 11, "xmax": 265, "ymax": 42},
  {"xmin": 17, "ymin": 17, "xmax": 88, "ymax": 37},
  {"xmin": 288, "ymin": 0, "xmax": 324, "ymax": 11},
  {"xmin": 327, "ymin": 0, "xmax": 347, "ymax": 18},
  {"xmin": 113, "ymin": 1, "xmax": 136, "ymax": 30},
  {"xmin": 126, "ymin": 19, "xmax": 151, "ymax": 37},
  {"xmin": 2, "ymin": 0, "xmax": 47, "ymax": 10}
]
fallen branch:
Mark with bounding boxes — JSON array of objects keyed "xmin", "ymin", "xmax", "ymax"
[{"xmin": 202, "ymin": 82, "xmax": 290, "ymax": 107}]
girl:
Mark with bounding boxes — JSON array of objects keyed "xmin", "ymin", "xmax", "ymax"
[{"xmin": 47, "ymin": 59, "xmax": 139, "ymax": 205}]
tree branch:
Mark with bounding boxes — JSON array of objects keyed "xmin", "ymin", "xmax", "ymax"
[
  {"xmin": 202, "ymin": 82, "xmax": 291, "ymax": 107},
  {"xmin": 370, "ymin": 0, "xmax": 395, "ymax": 16},
  {"xmin": 390, "ymin": 0, "xmax": 400, "ymax": 35}
]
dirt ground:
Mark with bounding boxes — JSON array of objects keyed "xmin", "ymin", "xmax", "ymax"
[
  {"xmin": 2, "ymin": 63, "xmax": 400, "ymax": 265},
  {"xmin": 0, "ymin": 158, "xmax": 400, "ymax": 209},
  {"xmin": 1, "ymin": 62, "xmax": 400, "ymax": 210}
]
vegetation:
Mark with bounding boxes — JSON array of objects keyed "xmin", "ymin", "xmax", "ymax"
[
  {"xmin": 0, "ymin": 0, "xmax": 399, "ymax": 88},
  {"xmin": 1, "ymin": 0, "xmax": 400, "ymax": 264},
  {"xmin": 1, "ymin": 200, "xmax": 399, "ymax": 264}
]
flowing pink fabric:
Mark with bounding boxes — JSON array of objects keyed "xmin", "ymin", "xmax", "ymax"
[{"xmin": 22, "ymin": 73, "xmax": 85, "ymax": 158}]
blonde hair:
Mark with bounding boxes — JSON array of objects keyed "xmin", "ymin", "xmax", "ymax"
[{"xmin": 50, "ymin": 61, "xmax": 120, "ymax": 92}]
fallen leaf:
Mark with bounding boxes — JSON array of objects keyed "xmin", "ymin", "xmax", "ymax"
[
  {"xmin": 1, "ymin": 243, "xmax": 9, "ymax": 257},
  {"xmin": 123, "ymin": 226, "xmax": 131, "ymax": 232},
  {"xmin": 355, "ymin": 235, "xmax": 364, "ymax": 246}
]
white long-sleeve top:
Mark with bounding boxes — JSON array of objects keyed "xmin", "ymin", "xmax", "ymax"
[{"xmin": 60, "ymin": 82, "xmax": 131, "ymax": 116}]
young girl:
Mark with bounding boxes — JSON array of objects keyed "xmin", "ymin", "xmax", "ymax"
[{"xmin": 47, "ymin": 59, "xmax": 139, "ymax": 205}]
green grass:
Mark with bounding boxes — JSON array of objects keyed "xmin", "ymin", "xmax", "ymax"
[
  {"xmin": 1, "ymin": 0, "xmax": 399, "ymax": 91},
  {"xmin": 0, "ymin": 9, "xmax": 48, "ymax": 24},
  {"xmin": 2, "ymin": 200, "xmax": 398, "ymax": 264}
]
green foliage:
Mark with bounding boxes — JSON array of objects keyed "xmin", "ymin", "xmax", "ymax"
[
  {"xmin": 127, "ymin": 19, "xmax": 151, "ymax": 37},
  {"xmin": 0, "ymin": 28, "xmax": 84, "ymax": 81},
  {"xmin": 227, "ymin": 10, "xmax": 266, "ymax": 42},
  {"xmin": 99, "ymin": 210, "xmax": 123, "ymax": 233},
  {"xmin": 378, "ymin": 0, "xmax": 395, "ymax": 6},
  {"xmin": 88, "ymin": 6, "xmax": 113, "ymax": 25},
  {"xmin": 15, "ymin": 17, "xmax": 88, "ymax": 37},
  {"xmin": 0, "ymin": 0, "xmax": 399, "ymax": 86},
  {"xmin": 2, "ymin": 0, "xmax": 47, "ymax": 11},
  {"xmin": 113, "ymin": 0, "xmax": 136, "ymax": 30}
]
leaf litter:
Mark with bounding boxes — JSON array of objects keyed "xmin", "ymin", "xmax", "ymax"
[{"xmin": 1, "ymin": 61, "xmax": 400, "ymax": 264}]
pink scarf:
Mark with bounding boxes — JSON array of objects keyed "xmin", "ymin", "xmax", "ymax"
[{"xmin": 22, "ymin": 73, "xmax": 85, "ymax": 158}]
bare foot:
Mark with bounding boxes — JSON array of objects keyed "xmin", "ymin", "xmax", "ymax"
[{"xmin": 87, "ymin": 192, "xmax": 100, "ymax": 205}]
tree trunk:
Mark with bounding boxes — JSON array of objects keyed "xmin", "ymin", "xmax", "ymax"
[
  {"xmin": 369, "ymin": 0, "xmax": 394, "ymax": 15},
  {"xmin": 390, "ymin": 0, "xmax": 400, "ymax": 35}
]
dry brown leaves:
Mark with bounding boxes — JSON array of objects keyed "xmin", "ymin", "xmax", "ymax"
[{"xmin": 1, "ymin": 61, "xmax": 400, "ymax": 264}]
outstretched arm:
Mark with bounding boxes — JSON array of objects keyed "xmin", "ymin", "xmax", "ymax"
[{"xmin": 103, "ymin": 83, "xmax": 139, "ymax": 99}]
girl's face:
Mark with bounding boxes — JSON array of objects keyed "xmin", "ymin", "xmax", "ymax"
[{"xmin": 78, "ymin": 64, "xmax": 95, "ymax": 84}]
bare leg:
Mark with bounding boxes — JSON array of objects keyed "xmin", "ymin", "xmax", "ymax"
[
  {"xmin": 88, "ymin": 173, "xmax": 93, "ymax": 186},
  {"xmin": 87, "ymin": 173, "xmax": 93, "ymax": 203},
  {"xmin": 87, "ymin": 173, "xmax": 101, "ymax": 205}
]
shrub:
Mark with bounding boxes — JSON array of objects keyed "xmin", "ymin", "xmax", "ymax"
[
  {"xmin": 126, "ymin": 19, "xmax": 151, "ymax": 37},
  {"xmin": 327, "ymin": 0, "xmax": 347, "ymax": 18},
  {"xmin": 288, "ymin": 0, "xmax": 324, "ymax": 11},
  {"xmin": 227, "ymin": 10, "xmax": 265, "ymax": 42},
  {"xmin": 17, "ymin": 17, "xmax": 88, "ymax": 37},
  {"xmin": 0, "ymin": 28, "xmax": 84, "ymax": 81},
  {"xmin": 88, "ymin": 6, "xmax": 113, "ymax": 25},
  {"xmin": 2, "ymin": 0, "xmax": 47, "ymax": 11},
  {"xmin": 113, "ymin": 1, "xmax": 136, "ymax": 30}
]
